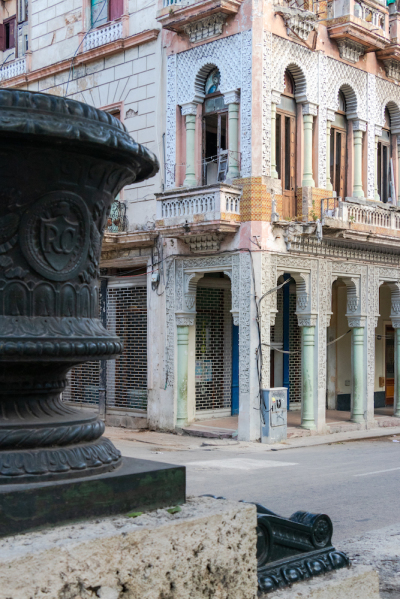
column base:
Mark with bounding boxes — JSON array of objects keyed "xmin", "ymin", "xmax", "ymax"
[
  {"xmin": 394, "ymin": 411, "xmax": 400, "ymax": 418},
  {"xmin": 176, "ymin": 418, "xmax": 188, "ymax": 428},
  {"xmin": 302, "ymin": 179, "xmax": 315, "ymax": 188},
  {"xmin": 352, "ymin": 191, "xmax": 364, "ymax": 198},
  {"xmin": 301, "ymin": 421, "xmax": 316, "ymax": 430},
  {"xmin": 183, "ymin": 178, "xmax": 197, "ymax": 187},
  {"xmin": 350, "ymin": 414, "xmax": 364, "ymax": 423}
]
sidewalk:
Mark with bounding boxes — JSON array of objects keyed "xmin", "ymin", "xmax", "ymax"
[{"xmin": 105, "ymin": 421, "xmax": 400, "ymax": 454}]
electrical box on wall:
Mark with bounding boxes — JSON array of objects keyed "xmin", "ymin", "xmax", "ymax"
[{"xmin": 260, "ymin": 388, "xmax": 287, "ymax": 444}]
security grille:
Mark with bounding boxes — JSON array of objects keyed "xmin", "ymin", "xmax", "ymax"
[
  {"xmin": 289, "ymin": 292, "xmax": 301, "ymax": 404},
  {"xmin": 106, "ymin": 284, "xmax": 148, "ymax": 410},
  {"xmin": 63, "ymin": 279, "xmax": 148, "ymax": 411},
  {"xmin": 63, "ymin": 361, "xmax": 101, "ymax": 406},
  {"xmin": 195, "ymin": 286, "xmax": 232, "ymax": 412}
]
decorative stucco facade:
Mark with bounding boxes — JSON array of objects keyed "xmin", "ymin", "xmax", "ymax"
[{"xmin": 4, "ymin": 0, "xmax": 400, "ymax": 440}]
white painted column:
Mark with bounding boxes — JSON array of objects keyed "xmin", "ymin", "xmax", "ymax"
[
  {"xmin": 175, "ymin": 313, "xmax": 196, "ymax": 427},
  {"xmin": 181, "ymin": 102, "xmax": 198, "ymax": 188},
  {"xmin": 302, "ymin": 103, "xmax": 318, "ymax": 188},
  {"xmin": 223, "ymin": 90, "xmax": 240, "ymax": 180},
  {"xmin": 352, "ymin": 120, "xmax": 367, "ymax": 198}
]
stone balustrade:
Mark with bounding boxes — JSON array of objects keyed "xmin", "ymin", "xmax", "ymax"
[
  {"xmin": 156, "ymin": 184, "xmax": 241, "ymax": 225},
  {"xmin": 84, "ymin": 22, "xmax": 123, "ymax": 51},
  {"xmin": 0, "ymin": 58, "xmax": 26, "ymax": 81},
  {"xmin": 323, "ymin": 199, "xmax": 400, "ymax": 231}
]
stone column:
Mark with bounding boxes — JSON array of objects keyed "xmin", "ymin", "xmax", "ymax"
[
  {"xmin": 375, "ymin": 126, "xmax": 382, "ymax": 201},
  {"xmin": 224, "ymin": 90, "xmax": 240, "ymax": 180},
  {"xmin": 352, "ymin": 120, "xmax": 366, "ymax": 198},
  {"xmin": 181, "ymin": 102, "xmax": 198, "ymax": 187},
  {"xmin": 300, "ymin": 323, "xmax": 316, "ymax": 430},
  {"xmin": 224, "ymin": 90, "xmax": 240, "ymax": 181},
  {"xmin": 270, "ymin": 91, "xmax": 281, "ymax": 180},
  {"xmin": 326, "ymin": 109, "xmax": 335, "ymax": 192},
  {"xmin": 176, "ymin": 325, "xmax": 189, "ymax": 427},
  {"xmin": 351, "ymin": 325, "xmax": 365, "ymax": 423},
  {"xmin": 302, "ymin": 103, "xmax": 317, "ymax": 187}
]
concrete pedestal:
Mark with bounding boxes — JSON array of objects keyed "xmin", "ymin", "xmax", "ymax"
[{"xmin": 0, "ymin": 496, "xmax": 257, "ymax": 599}]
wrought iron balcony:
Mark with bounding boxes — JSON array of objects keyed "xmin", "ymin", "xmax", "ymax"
[
  {"xmin": 0, "ymin": 58, "xmax": 26, "ymax": 82},
  {"xmin": 155, "ymin": 183, "xmax": 241, "ymax": 247},
  {"xmin": 157, "ymin": 0, "xmax": 242, "ymax": 40},
  {"xmin": 83, "ymin": 21, "xmax": 123, "ymax": 51},
  {"xmin": 326, "ymin": 0, "xmax": 390, "ymax": 62}
]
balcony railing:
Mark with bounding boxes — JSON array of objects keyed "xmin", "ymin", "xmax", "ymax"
[
  {"xmin": 0, "ymin": 58, "xmax": 26, "ymax": 81},
  {"xmin": 156, "ymin": 184, "xmax": 241, "ymax": 226},
  {"xmin": 321, "ymin": 198, "xmax": 400, "ymax": 231},
  {"xmin": 84, "ymin": 22, "xmax": 123, "ymax": 52},
  {"xmin": 327, "ymin": 0, "xmax": 386, "ymax": 29}
]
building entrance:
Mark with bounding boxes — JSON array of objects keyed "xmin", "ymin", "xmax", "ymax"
[{"xmin": 385, "ymin": 324, "xmax": 394, "ymax": 406}]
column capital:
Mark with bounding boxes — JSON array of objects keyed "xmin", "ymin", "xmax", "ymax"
[
  {"xmin": 326, "ymin": 108, "xmax": 336, "ymax": 122},
  {"xmin": 223, "ymin": 90, "xmax": 240, "ymax": 105},
  {"xmin": 271, "ymin": 90, "xmax": 282, "ymax": 105},
  {"xmin": 181, "ymin": 102, "xmax": 198, "ymax": 116},
  {"xmin": 230, "ymin": 310, "xmax": 239, "ymax": 326},
  {"xmin": 302, "ymin": 102, "xmax": 318, "ymax": 116},
  {"xmin": 347, "ymin": 316, "xmax": 366, "ymax": 328},
  {"xmin": 297, "ymin": 315, "xmax": 317, "ymax": 327},
  {"xmin": 352, "ymin": 119, "xmax": 367, "ymax": 132},
  {"xmin": 176, "ymin": 312, "xmax": 196, "ymax": 326},
  {"xmin": 374, "ymin": 125, "xmax": 383, "ymax": 137}
]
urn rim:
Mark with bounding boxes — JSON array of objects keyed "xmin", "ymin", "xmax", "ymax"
[{"xmin": 0, "ymin": 88, "xmax": 159, "ymax": 183}]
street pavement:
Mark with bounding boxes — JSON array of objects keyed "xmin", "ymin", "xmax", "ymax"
[{"xmin": 107, "ymin": 428, "xmax": 400, "ymax": 545}]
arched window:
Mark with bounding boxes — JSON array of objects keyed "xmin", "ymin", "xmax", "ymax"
[
  {"xmin": 330, "ymin": 90, "xmax": 347, "ymax": 199},
  {"xmin": 276, "ymin": 70, "xmax": 296, "ymax": 218},
  {"xmin": 378, "ymin": 108, "xmax": 392, "ymax": 203},
  {"xmin": 202, "ymin": 68, "xmax": 228, "ymax": 185}
]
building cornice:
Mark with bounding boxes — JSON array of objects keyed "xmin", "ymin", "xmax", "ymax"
[{"xmin": 1, "ymin": 29, "xmax": 160, "ymax": 89}]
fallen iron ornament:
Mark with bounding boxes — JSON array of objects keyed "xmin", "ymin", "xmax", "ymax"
[{"xmin": 203, "ymin": 496, "xmax": 350, "ymax": 593}]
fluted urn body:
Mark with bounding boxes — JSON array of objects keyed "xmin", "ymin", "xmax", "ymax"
[{"xmin": 0, "ymin": 89, "xmax": 158, "ymax": 483}]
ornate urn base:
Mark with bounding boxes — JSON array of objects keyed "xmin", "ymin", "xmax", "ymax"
[{"xmin": 0, "ymin": 90, "xmax": 185, "ymax": 536}]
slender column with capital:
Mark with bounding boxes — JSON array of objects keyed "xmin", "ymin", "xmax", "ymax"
[
  {"xmin": 351, "ymin": 326, "xmax": 365, "ymax": 423},
  {"xmin": 302, "ymin": 103, "xmax": 317, "ymax": 187},
  {"xmin": 352, "ymin": 120, "xmax": 366, "ymax": 198},
  {"xmin": 181, "ymin": 103, "xmax": 198, "ymax": 187},
  {"xmin": 224, "ymin": 91, "xmax": 240, "ymax": 180},
  {"xmin": 300, "ymin": 325, "xmax": 316, "ymax": 430},
  {"xmin": 270, "ymin": 92, "xmax": 281, "ymax": 180},
  {"xmin": 176, "ymin": 325, "xmax": 189, "ymax": 427}
]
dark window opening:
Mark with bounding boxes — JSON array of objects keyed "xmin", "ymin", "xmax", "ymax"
[
  {"xmin": 203, "ymin": 102, "xmax": 228, "ymax": 185},
  {"xmin": 1, "ymin": 18, "xmax": 16, "ymax": 51}
]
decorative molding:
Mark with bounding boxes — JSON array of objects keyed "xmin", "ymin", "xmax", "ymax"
[
  {"xmin": 383, "ymin": 59, "xmax": 400, "ymax": 82},
  {"xmin": 183, "ymin": 13, "xmax": 227, "ymax": 44},
  {"xmin": 181, "ymin": 102, "xmax": 198, "ymax": 116},
  {"xmin": 336, "ymin": 39, "xmax": 365, "ymax": 64},
  {"xmin": 271, "ymin": 90, "xmax": 282, "ymax": 105},
  {"xmin": 176, "ymin": 313, "xmax": 196, "ymax": 326},
  {"xmin": 298, "ymin": 315, "xmax": 318, "ymax": 327},
  {"xmin": 374, "ymin": 125, "xmax": 383, "ymax": 137},
  {"xmin": 224, "ymin": 90, "xmax": 240, "ymax": 105},
  {"xmin": 326, "ymin": 108, "xmax": 335, "ymax": 122},
  {"xmin": 275, "ymin": 5, "xmax": 318, "ymax": 41},
  {"xmin": 347, "ymin": 316, "xmax": 367, "ymax": 327},
  {"xmin": 352, "ymin": 119, "xmax": 367, "ymax": 132},
  {"xmin": 239, "ymin": 252, "xmax": 252, "ymax": 395},
  {"xmin": 166, "ymin": 53, "xmax": 177, "ymax": 188},
  {"xmin": 184, "ymin": 234, "xmax": 222, "ymax": 253},
  {"xmin": 302, "ymin": 102, "xmax": 318, "ymax": 116}
]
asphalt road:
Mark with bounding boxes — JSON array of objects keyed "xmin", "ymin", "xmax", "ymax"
[{"xmin": 111, "ymin": 432, "xmax": 400, "ymax": 545}]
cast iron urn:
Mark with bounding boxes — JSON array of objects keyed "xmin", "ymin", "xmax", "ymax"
[{"xmin": 0, "ymin": 89, "xmax": 158, "ymax": 484}]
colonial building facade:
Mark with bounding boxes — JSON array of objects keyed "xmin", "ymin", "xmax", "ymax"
[{"xmin": 4, "ymin": 0, "xmax": 400, "ymax": 440}]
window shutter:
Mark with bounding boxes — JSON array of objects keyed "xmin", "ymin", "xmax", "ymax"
[
  {"xmin": 9, "ymin": 19, "xmax": 16, "ymax": 49},
  {"xmin": 0, "ymin": 24, "xmax": 4, "ymax": 52},
  {"xmin": 18, "ymin": 0, "xmax": 26, "ymax": 23},
  {"xmin": 109, "ymin": 0, "xmax": 123, "ymax": 21}
]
